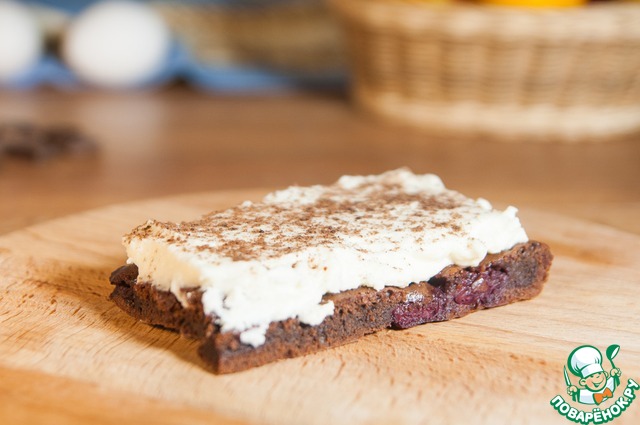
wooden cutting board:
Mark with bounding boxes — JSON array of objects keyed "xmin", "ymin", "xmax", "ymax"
[{"xmin": 1, "ymin": 190, "xmax": 639, "ymax": 425}]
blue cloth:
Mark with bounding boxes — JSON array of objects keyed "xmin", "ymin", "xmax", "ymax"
[
  {"xmin": 0, "ymin": 0, "xmax": 346, "ymax": 92},
  {"xmin": 3, "ymin": 1, "xmax": 347, "ymax": 92},
  {"xmin": 1, "ymin": 40, "xmax": 345, "ymax": 92}
]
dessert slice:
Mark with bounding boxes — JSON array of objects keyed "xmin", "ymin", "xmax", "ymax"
[{"xmin": 110, "ymin": 169, "xmax": 552, "ymax": 373}]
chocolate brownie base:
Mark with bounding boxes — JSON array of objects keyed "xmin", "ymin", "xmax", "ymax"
[{"xmin": 109, "ymin": 241, "xmax": 552, "ymax": 374}]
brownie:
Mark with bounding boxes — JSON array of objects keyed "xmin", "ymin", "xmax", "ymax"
[{"xmin": 110, "ymin": 240, "xmax": 552, "ymax": 374}]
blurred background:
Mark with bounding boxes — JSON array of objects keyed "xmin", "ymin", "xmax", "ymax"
[
  {"xmin": 0, "ymin": 0, "xmax": 347, "ymax": 91},
  {"xmin": 1, "ymin": 3, "xmax": 639, "ymax": 423},
  {"xmin": 1, "ymin": 0, "xmax": 639, "ymax": 235}
]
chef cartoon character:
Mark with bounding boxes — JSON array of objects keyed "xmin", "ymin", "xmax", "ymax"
[{"xmin": 566, "ymin": 345, "xmax": 622, "ymax": 405}]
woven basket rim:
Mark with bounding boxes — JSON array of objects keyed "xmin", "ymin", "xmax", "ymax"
[
  {"xmin": 355, "ymin": 86, "xmax": 640, "ymax": 142},
  {"xmin": 330, "ymin": 1, "xmax": 640, "ymax": 41}
]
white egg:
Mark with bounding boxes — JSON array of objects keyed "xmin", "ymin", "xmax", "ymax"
[
  {"xmin": 0, "ymin": 1, "xmax": 43, "ymax": 83},
  {"xmin": 63, "ymin": 0, "xmax": 171, "ymax": 88}
]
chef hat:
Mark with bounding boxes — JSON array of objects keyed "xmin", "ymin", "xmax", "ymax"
[{"xmin": 568, "ymin": 345, "xmax": 604, "ymax": 379}]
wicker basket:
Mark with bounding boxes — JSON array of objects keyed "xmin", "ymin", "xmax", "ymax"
[
  {"xmin": 330, "ymin": 1, "xmax": 640, "ymax": 142},
  {"xmin": 154, "ymin": 1, "xmax": 344, "ymax": 73}
]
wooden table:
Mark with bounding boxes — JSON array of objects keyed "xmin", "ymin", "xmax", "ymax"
[
  {"xmin": 1, "ymin": 88, "xmax": 640, "ymax": 424},
  {"xmin": 2, "ymin": 88, "xmax": 639, "ymax": 236}
]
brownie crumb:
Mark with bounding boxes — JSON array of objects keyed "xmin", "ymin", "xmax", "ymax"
[{"xmin": 0, "ymin": 122, "xmax": 97, "ymax": 161}]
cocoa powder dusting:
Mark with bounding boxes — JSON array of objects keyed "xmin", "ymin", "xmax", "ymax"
[{"xmin": 126, "ymin": 178, "xmax": 470, "ymax": 262}]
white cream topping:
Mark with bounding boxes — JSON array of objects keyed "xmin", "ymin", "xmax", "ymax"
[{"xmin": 124, "ymin": 169, "xmax": 528, "ymax": 347}]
